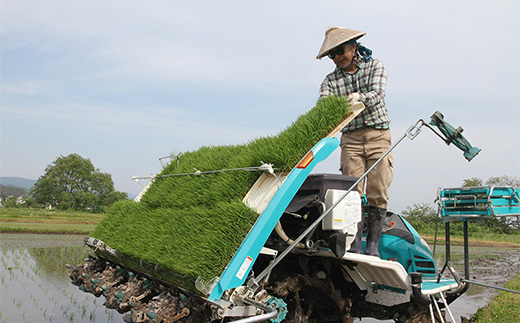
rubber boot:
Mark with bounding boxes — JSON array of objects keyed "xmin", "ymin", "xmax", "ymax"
[
  {"xmin": 348, "ymin": 214, "xmax": 365, "ymax": 254},
  {"xmin": 365, "ymin": 206, "xmax": 386, "ymax": 257}
]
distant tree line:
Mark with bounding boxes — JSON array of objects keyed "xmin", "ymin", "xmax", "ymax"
[
  {"xmin": 2, "ymin": 154, "xmax": 128, "ymax": 213},
  {"xmin": 402, "ymin": 175, "xmax": 520, "ymax": 233},
  {"xmin": 0, "ymin": 185, "xmax": 28, "ymax": 198},
  {"xmin": 0, "ymin": 185, "xmax": 31, "ymax": 208}
]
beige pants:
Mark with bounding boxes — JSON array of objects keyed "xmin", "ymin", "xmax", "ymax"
[{"xmin": 340, "ymin": 128, "xmax": 393, "ymax": 209}]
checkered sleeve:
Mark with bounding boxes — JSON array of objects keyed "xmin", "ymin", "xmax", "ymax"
[
  {"xmin": 319, "ymin": 74, "xmax": 338, "ymax": 99},
  {"xmin": 359, "ymin": 60, "xmax": 387, "ymax": 107}
]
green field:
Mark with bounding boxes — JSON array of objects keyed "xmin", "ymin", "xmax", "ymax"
[
  {"xmin": 0, "ymin": 208, "xmax": 102, "ymax": 234},
  {"xmin": 421, "ymin": 232, "xmax": 520, "ymax": 247}
]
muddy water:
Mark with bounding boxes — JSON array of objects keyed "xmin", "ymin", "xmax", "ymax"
[
  {"xmin": 1, "ymin": 234, "xmax": 518, "ymax": 323},
  {"xmin": 433, "ymin": 244, "xmax": 520, "ymax": 321}
]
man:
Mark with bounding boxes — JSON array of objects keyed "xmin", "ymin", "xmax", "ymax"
[{"xmin": 317, "ymin": 27, "xmax": 393, "ymax": 257}]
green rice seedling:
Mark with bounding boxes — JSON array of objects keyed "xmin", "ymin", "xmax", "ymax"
[
  {"xmin": 89, "ymin": 310, "xmax": 96, "ymax": 322},
  {"xmin": 61, "ymin": 304, "xmax": 71, "ymax": 316},
  {"xmin": 93, "ymin": 96, "xmax": 351, "ymax": 289}
]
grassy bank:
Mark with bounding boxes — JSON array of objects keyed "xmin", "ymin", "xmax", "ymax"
[
  {"xmin": 422, "ymin": 234, "xmax": 520, "ymax": 248},
  {"xmin": 0, "ymin": 208, "xmax": 102, "ymax": 234},
  {"xmin": 472, "ymin": 272, "xmax": 520, "ymax": 322},
  {"xmin": 410, "ymin": 222, "xmax": 520, "ymax": 247}
]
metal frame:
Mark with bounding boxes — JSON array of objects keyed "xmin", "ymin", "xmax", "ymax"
[{"xmin": 436, "ymin": 186, "xmax": 520, "ymax": 298}]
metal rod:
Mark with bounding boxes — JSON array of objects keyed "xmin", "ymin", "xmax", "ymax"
[
  {"xmin": 431, "ymin": 295, "xmax": 446, "ymax": 323},
  {"xmin": 429, "ymin": 303, "xmax": 436, "ymax": 323},
  {"xmin": 230, "ymin": 310, "xmax": 277, "ymax": 323},
  {"xmin": 438, "ymin": 222, "xmax": 451, "ymax": 283},
  {"xmin": 463, "ymin": 220, "xmax": 469, "ymax": 280},
  {"xmin": 446, "ymin": 222, "xmax": 451, "ymax": 265},
  {"xmin": 253, "ymin": 130, "xmax": 411, "ymax": 285},
  {"xmin": 420, "ymin": 120, "xmax": 450, "ymax": 143},
  {"xmin": 231, "ymin": 297, "xmax": 278, "ymax": 323},
  {"xmin": 439, "ymin": 292, "xmax": 456, "ymax": 323},
  {"xmin": 461, "ymin": 279, "xmax": 520, "ymax": 294},
  {"xmin": 433, "ymin": 206, "xmax": 441, "ymax": 257}
]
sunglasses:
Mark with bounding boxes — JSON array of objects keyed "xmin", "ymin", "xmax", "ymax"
[{"xmin": 327, "ymin": 43, "xmax": 353, "ymax": 59}]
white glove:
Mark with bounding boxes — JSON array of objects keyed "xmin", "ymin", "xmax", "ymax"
[{"xmin": 347, "ymin": 93, "xmax": 361, "ymax": 103}]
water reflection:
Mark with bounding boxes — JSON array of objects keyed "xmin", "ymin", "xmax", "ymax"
[{"xmin": 0, "ymin": 233, "xmax": 125, "ymax": 323}]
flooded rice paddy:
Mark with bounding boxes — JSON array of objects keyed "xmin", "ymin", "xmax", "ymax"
[
  {"xmin": 433, "ymin": 244, "xmax": 520, "ymax": 321},
  {"xmin": 0, "ymin": 234, "xmax": 125, "ymax": 323},
  {"xmin": 0, "ymin": 233, "xmax": 518, "ymax": 323},
  {"xmin": 433, "ymin": 243, "xmax": 520, "ymax": 321}
]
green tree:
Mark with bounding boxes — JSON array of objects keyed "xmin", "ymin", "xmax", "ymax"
[
  {"xmin": 2, "ymin": 196, "xmax": 18, "ymax": 208},
  {"xmin": 0, "ymin": 184, "xmax": 27, "ymax": 199},
  {"xmin": 401, "ymin": 202, "xmax": 438, "ymax": 232},
  {"xmin": 31, "ymin": 154, "xmax": 127, "ymax": 212},
  {"xmin": 402, "ymin": 202, "xmax": 437, "ymax": 219},
  {"xmin": 462, "ymin": 177, "xmax": 483, "ymax": 187},
  {"xmin": 462, "ymin": 175, "xmax": 520, "ymax": 188},
  {"xmin": 484, "ymin": 175, "xmax": 520, "ymax": 187}
]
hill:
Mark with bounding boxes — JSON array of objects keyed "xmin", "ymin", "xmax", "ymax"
[{"xmin": 0, "ymin": 177, "xmax": 37, "ymax": 190}]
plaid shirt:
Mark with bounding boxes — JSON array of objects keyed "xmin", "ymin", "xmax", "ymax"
[{"xmin": 319, "ymin": 59, "xmax": 390, "ymax": 132}]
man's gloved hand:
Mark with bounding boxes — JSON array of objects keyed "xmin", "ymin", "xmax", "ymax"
[{"xmin": 347, "ymin": 93, "xmax": 361, "ymax": 103}]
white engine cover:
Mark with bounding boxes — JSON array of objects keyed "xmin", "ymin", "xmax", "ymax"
[{"xmin": 322, "ymin": 189, "xmax": 362, "ymax": 234}]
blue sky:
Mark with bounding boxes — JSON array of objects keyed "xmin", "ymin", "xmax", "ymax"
[{"xmin": 1, "ymin": 0, "xmax": 519, "ymax": 212}]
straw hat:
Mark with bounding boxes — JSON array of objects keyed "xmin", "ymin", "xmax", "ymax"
[{"xmin": 316, "ymin": 27, "xmax": 366, "ymax": 59}]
